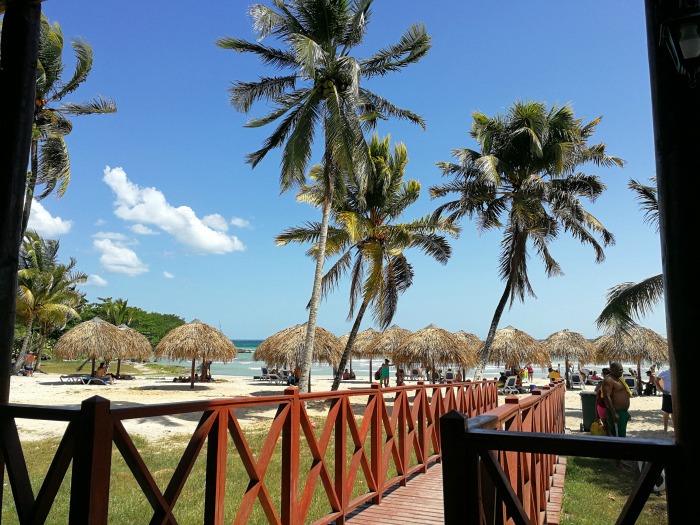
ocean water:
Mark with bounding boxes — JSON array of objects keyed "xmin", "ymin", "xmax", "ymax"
[{"xmin": 156, "ymin": 339, "xmax": 656, "ymax": 381}]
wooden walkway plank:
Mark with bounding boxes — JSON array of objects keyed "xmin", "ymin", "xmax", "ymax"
[{"xmin": 345, "ymin": 457, "xmax": 567, "ymax": 525}]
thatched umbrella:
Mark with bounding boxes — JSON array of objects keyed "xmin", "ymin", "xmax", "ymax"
[
  {"xmin": 339, "ymin": 327, "xmax": 381, "ymax": 374},
  {"xmin": 594, "ymin": 325, "xmax": 669, "ymax": 395},
  {"xmin": 364, "ymin": 324, "xmax": 412, "ymax": 382},
  {"xmin": 116, "ymin": 324, "xmax": 153, "ymax": 377},
  {"xmin": 542, "ymin": 329, "xmax": 596, "ymax": 388},
  {"xmin": 253, "ymin": 323, "xmax": 343, "ymax": 376},
  {"xmin": 155, "ymin": 319, "xmax": 238, "ymax": 389},
  {"xmin": 393, "ymin": 324, "xmax": 477, "ymax": 383},
  {"xmin": 54, "ymin": 317, "xmax": 128, "ymax": 376},
  {"xmin": 453, "ymin": 330, "xmax": 483, "ymax": 379},
  {"xmin": 484, "ymin": 325, "xmax": 550, "ymax": 372}
]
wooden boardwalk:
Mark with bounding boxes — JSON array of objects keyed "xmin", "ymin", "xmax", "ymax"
[{"xmin": 344, "ymin": 457, "xmax": 567, "ymax": 525}]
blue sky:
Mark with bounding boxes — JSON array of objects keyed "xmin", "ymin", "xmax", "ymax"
[{"xmin": 26, "ymin": 1, "xmax": 666, "ymax": 340}]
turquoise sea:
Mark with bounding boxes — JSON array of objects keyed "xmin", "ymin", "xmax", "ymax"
[{"xmin": 157, "ymin": 339, "xmax": 623, "ymax": 381}]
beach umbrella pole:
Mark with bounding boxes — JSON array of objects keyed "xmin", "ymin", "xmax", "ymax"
[{"xmin": 190, "ymin": 358, "xmax": 196, "ymax": 390}]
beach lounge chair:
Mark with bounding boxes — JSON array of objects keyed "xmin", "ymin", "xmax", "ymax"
[
  {"xmin": 570, "ymin": 373, "xmax": 585, "ymax": 390},
  {"xmin": 445, "ymin": 370, "xmax": 455, "ymax": 381},
  {"xmin": 259, "ymin": 367, "xmax": 280, "ymax": 383},
  {"xmin": 499, "ymin": 375, "xmax": 519, "ymax": 395},
  {"xmin": 278, "ymin": 370, "xmax": 291, "ymax": 385},
  {"xmin": 60, "ymin": 374, "xmax": 89, "ymax": 384},
  {"xmin": 624, "ymin": 376, "xmax": 638, "ymax": 395}
]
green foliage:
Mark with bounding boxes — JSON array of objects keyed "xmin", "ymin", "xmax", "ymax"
[{"xmin": 561, "ymin": 456, "xmax": 667, "ymax": 524}]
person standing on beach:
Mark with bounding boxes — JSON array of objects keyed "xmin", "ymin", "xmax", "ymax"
[
  {"xmin": 655, "ymin": 368, "xmax": 675, "ymax": 433},
  {"xmin": 380, "ymin": 359, "xmax": 392, "ymax": 387},
  {"xmin": 595, "ymin": 368, "xmax": 611, "ymax": 436},
  {"xmin": 602, "ymin": 362, "xmax": 632, "ymax": 438}
]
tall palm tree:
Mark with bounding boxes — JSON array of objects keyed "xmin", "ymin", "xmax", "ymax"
[
  {"xmin": 430, "ymin": 100, "xmax": 624, "ymax": 379},
  {"xmin": 18, "ymin": 13, "xmax": 117, "ymax": 237},
  {"xmin": 14, "ymin": 231, "xmax": 86, "ymax": 373},
  {"xmin": 277, "ymin": 134, "xmax": 458, "ymax": 390},
  {"xmin": 218, "ymin": 0, "xmax": 430, "ymax": 392},
  {"xmin": 596, "ymin": 178, "xmax": 663, "ymax": 331}
]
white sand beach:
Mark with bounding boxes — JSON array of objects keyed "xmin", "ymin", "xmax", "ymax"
[{"xmin": 7, "ymin": 371, "xmax": 674, "ymax": 443}]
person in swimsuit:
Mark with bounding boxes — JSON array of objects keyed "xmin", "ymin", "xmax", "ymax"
[{"xmin": 602, "ymin": 362, "xmax": 632, "ymax": 438}]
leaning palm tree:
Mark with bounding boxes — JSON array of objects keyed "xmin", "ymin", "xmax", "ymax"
[
  {"xmin": 14, "ymin": 231, "xmax": 86, "ymax": 373},
  {"xmin": 430, "ymin": 100, "xmax": 624, "ymax": 379},
  {"xmin": 18, "ymin": 14, "xmax": 117, "ymax": 237},
  {"xmin": 277, "ymin": 134, "xmax": 457, "ymax": 390},
  {"xmin": 218, "ymin": 1, "xmax": 430, "ymax": 392},
  {"xmin": 596, "ymin": 178, "xmax": 663, "ymax": 332}
]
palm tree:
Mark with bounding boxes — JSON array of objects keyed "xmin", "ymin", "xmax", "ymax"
[
  {"xmin": 14, "ymin": 231, "xmax": 86, "ymax": 373},
  {"xmin": 596, "ymin": 178, "xmax": 663, "ymax": 331},
  {"xmin": 430, "ymin": 100, "xmax": 624, "ymax": 379},
  {"xmin": 218, "ymin": 0, "xmax": 430, "ymax": 392},
  {"xmin": 277, "ymin": 134, "xmax": 458, "ymax": 391},
  {"xmin": 19, "ymin": 13, "xmax": 117, "ymax": 237}
]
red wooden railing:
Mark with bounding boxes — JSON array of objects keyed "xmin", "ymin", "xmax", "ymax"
[
  {"xmin": 440, "ymin": 380, "xmax": 677, "ymax": 525},
  {"xmin": 0, "ymin": 379, "xmax": 498, "ymax": 524}
]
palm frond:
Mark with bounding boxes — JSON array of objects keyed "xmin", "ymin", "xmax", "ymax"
[{"xmin": 60, "ymin": 95, "xmax": 117, "ymax": 116}]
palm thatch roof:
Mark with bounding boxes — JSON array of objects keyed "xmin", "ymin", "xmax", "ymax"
[
  {"xmin": 54, "ymin": 317, "xmax": 128, "ymax": 363},
  {"xmin": 155, "ymin": 319, "xmax": 238, "ymax": 363},
  {"xmin": 594, "ymin": 325, "xmax": 668, "ymax": 394},
  {"xmin": 485, "ymin": 325, "xmax": 550, "ymax": 369},
  {"xmin": 347, "ymin": 328, "xmax": 384, "ymax": 358},
  {"xmin": 117, "ymin": 324, "xmax": 153, "ymax": 361},
  {"xmin": 155, "ymin": 319, "xmax": 237, "ymax": 389},
  {"xmin": 453, "ymin": 330, "xmax": 483, "ymax": 354},
  {"xmin": 542, "ymin": 329, "xmax": 596, "ymax": 363},
  {"xmin": 365, "ymin": 324, "xmax": 412, "ymax": 360},
  {"xmin": 253, "ymin": 323, "xmax": 343, "ymax": 369},
  {"xmin": 393, "ymin": 323, "xmax": 477, "ymax": 373},
  {"xmin": 594, "ymin": 325, "xmax": 668, "ymax": 365}
]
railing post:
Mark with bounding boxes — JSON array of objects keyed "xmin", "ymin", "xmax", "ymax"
[
  {"xmin": 440, "ymin": 410, "xmax": 475, "ymax": 525},
  {"xmin": 204, "ymin": 407, "xmax": 228, "ymax": 525},
  {"xmin": 417, "ymin": 382, "xmax": 427, "ymax": 473},
  {"xmin": 70, "ymin": 396, "xmax": 112, "ymax": 525},
  {"xmin": 370, "ymin": 383, "xmax": 383, "ymax": 504},
  {"xmin": 282, "ymin": 387, "xmax": 299, "ymax": 525}
]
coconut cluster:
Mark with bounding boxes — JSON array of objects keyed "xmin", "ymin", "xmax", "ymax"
[{"xmin": 315, "ymin": 71, "xmax": 352, "ymax": 98}]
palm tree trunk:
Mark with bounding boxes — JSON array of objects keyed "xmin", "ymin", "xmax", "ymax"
[
  {"xmin": 34, "ymin": 332, "xmax": 45, "ymax": 372},
  {"xmin": 298, "ymin": 163, "xmax": 334, "ymax": 393},
  {"xmin": 13, "ymin": 316, "xmax": 35, "ymax": 375},
  {"xmin": 330, "ymin": 300, "xmax": 369, "ymax": 391},
  {"xmin": 0, "ymin": 0, "xmax": 41, "ymax": 402},
  {"xmin": 20, "ymin": 139, "xmax": 38, "ymax": 239},
  {"xmin": 472, "ymin": 279, "xmax": 513, "ymax": 380}
]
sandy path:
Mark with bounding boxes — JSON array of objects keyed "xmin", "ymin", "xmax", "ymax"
[{"xmin": 7, "ymin": 373, "xmax": 673, "ymax": 442}]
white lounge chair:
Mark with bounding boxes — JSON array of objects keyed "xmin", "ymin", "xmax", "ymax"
[
  {"xmin": 259, "ymin": 367, "xmax": 280, "ymax": 383},
  {"xmin": 570, "ymin": 373, "xmax": 585, "ymax": 390}
]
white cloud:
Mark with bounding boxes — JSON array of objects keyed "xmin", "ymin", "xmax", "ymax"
[
  {"xmin": 94, "ymin": 231, "xmax": 131, "ymax": 242},
  {"xmin": 27, "ymin": 200, "xmax": 72, "ymax": 236},
  {"xmin": 85, "ymin": 274, "xmax": 108, "ymax": 287},
  {"xmin": 131, "ymin": 224, "xmax": 158, "ymax": 235},
  {"xmin": 94, "ymin": 218, "xmax": 106, "ymax": 226},
  {"xmin": 103, "ymin": 166, "xmax": 245, "ymax": 254},
  {"xmin": 231, "ymin": 217, "xmax": 251, "ymax": 228},
  {"xmin": 163, "ymin": 271, "xmax": 175, "ymax": 279},
  {"xmin": 93, "ymin": 238, "xmax": 148, "ymax": 276},
  {"xmin": 202, "ymin": 214, "xmax": 229, "ymax": 231}
]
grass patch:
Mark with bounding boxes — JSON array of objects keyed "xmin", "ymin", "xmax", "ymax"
[{"xmin": 561, "ymin": 456, "xmax": 667, "ymax": 524}]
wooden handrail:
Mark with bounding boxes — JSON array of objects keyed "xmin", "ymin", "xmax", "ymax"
[
  {"xmin": 0, "ymin": 379, "xmax": 498, "ymax": 524},
  {"xmin": 440, "ymin": 380, "xmax": 677, "ymax": 525}
]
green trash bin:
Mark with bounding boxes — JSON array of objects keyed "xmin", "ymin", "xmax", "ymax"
[{"xmin": 579, "ymin": 391, "xmax": 598, "ymax": 432}]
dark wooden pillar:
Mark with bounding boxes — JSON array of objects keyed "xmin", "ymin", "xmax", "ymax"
[
  {"xmin": 0, "ymin": 0, "xmax": 41, "ymax": 403},
  {"xmin": 644, "ymin": 0, "xmax": 700, "ymax": 521}
]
